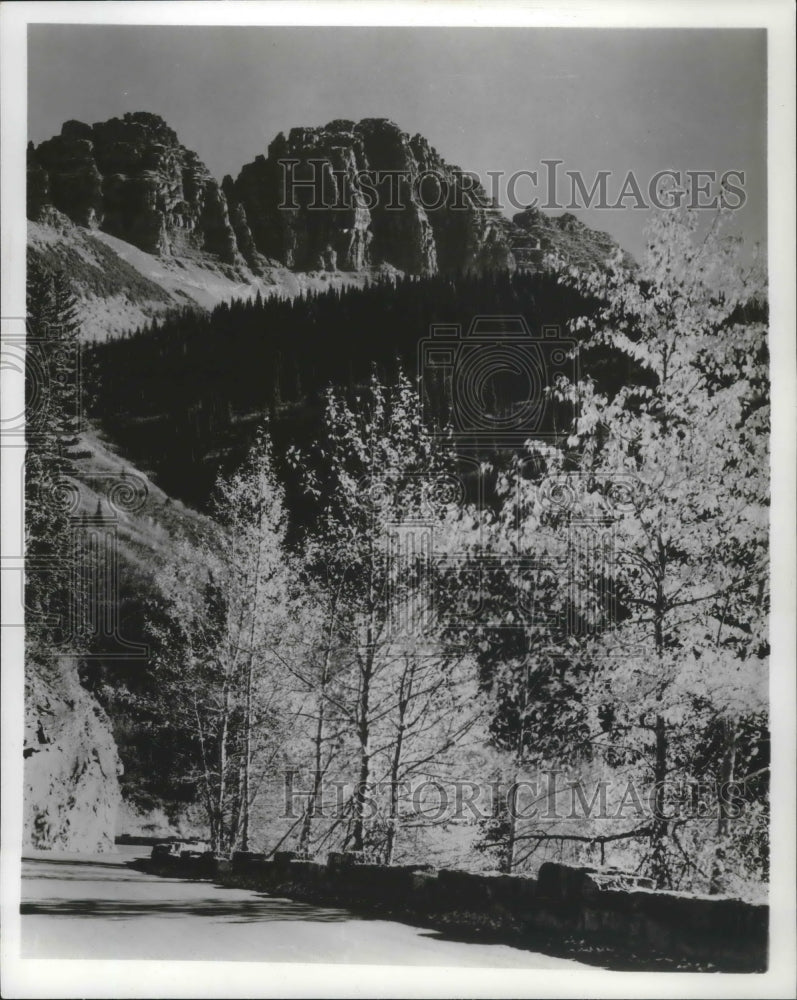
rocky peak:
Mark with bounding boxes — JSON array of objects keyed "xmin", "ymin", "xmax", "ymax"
[
  {"xmin": 28, "ymin": 111, "xmax": 629, "ymax": 280},
  {"xmin": 28, "ymin": 112, "xmax": 240, "ymax": 263},
  {"xmin": 225, "ymin": 117, "xmax": 516, "ymax": 276},
  {"xmin": 512, "ymin": 205, "xmax": 631, "ymax": 271}
]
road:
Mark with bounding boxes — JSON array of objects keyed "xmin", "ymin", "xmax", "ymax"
[{"xmin": 21, "ymin": 847, "xmax": 587, "ymax": 967}]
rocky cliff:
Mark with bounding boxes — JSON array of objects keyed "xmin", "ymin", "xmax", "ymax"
[
  {"xmin": 27, "ymin": 113, "xmax": 630, "ymax": 341},
  {"xmin": 28, "ymin": 112, "xmax": 241, "ymax": 263},
  {"xmin": 29, "ymin": 113, "xmax": 517, "ymax": 278},
  {"xmin": 512, "ymin": 206, "xmax": 631, "ymax": 272},
  {"xmin": 24, "ymin": 653, "xmax": 122, "ymax": 852},
  {"xmin": 224, "ymin": 117, "xmax": 516, "ymax": 276},
  {"xmin": 29, "ymin": 112, "xmax": 630, "ymax": 283}
]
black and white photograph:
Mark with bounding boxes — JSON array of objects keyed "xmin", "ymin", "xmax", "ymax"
[{"xmin": 1, "ymin": 2, "xmax": 795, "ymax": 997}]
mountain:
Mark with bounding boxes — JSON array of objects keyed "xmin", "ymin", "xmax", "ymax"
[
  {"xmin": 27, "ymin": 112, "xmax": 519, "ymax": 278},
  {"xmin": 224, "ymin": 117, "xmax": 517, "ymax": 276},
  {"xmin": 28, "ymin": 112, "xmax": 240, "ymax": 261},
  {"xmin": 26, "ymin": 113, "xmax": 378, "ymax": 339},
  {"xmin": 27, "ymin": 112, "xmax": 629, "ymax": 340}
]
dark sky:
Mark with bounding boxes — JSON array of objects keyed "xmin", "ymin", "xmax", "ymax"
[{"xmin": 28, "ymin": 25, "xmax": 767, "ymax": 259}]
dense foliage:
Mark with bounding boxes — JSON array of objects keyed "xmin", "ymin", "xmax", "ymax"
[
  {"xmin": 469, "ymin": 208, "xmax": 769, "ymax": 892},
  {"xmin": 31, "ymin": 208, "xmax": 770, "ymax": 899},
  {"xmin": 25, "ymin": 256, "xmax": 85, "ymax": 656},
  {"xmin": 87, "ymin": 269, "xmax": 643, "ymax": 516}
]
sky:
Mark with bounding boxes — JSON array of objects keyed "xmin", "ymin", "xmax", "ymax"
[{"xmin": 28, "ymin": 25, "xmax": 767, "ymax": 260}]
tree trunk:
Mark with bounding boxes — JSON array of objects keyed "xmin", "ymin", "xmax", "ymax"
[
  {"xmin": 194, "ymin": 699, "xmax": 219, "ymax": 853},
  {"xmin": 385, "ymin": 656, "xmax": 413, "ymax": 866},
  {"xmin": 503, "ymin": 776, "xmax": 519, "ymax": 874},
  {"xmin": 650, "ymin": 713, "xmax": 670, "ymax": 888},
  {"xmin": 351, "ymin": 647, "xmax": 373, "ymax": 853},
  {"xmin": 710, "ymin": 716, "xmax": 737, "ymax": 894},
  {"xmin": 298, "ymin": 590, "xmax": 340, "ymax": 853},
  {"xmin": 240, "ymin": 507, "xmax": 265, "ymax": 853},
  {"xmin": 298, "ymin": 669, "xmax": 327, "ymax": 853},
  {"xmin": 240, "ymin": 656, "xmax": 253, "ymax": 851},
  {"xmin": 216, "ymin": 678, "xmax": 231, "ymax": 854},
  {"xmin": 649, "ymin": 564, "xmax": 670, "ymax": 888},
  {"xmin": 504, "ymin": 647, "xmax": 530, "ymax": 875},
  {"xmin": 351, "ymin": 689, "xmax": 371, "ymax": 852}
]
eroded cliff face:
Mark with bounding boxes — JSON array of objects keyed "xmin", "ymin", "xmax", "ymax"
[
  {"xmin": 225, "ymin": 118, "xmax": 516, "ymax": 276},
  {"xmin": 24, "ymin": 654, "xmax": 122, "ymax": 852},
  {"xmin": 28, "ymin": 112, "xmax": 240, "ymax": 263},
  {"xmin": 27, "ymin": 112, "xmax": 629, "ymax": 306}
]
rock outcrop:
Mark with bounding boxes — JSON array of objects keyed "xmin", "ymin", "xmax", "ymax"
[
  {"xmin": 24, "ymin": 654, "xmax": 122, "ymax": 852},
  {"xmin": 512, "ymin": 206, "xmax": 631, "ymax": 271},
  {"xmin": 28, "ymin": 112, "xmax": 240, "ymax": 263},
  {"xmin": 28, "ymin": 112, "xmax": 631, "ymax": 287},
  {"xmin": 225, "ymin": 118, "xmax": 516, "ymax": 276}
]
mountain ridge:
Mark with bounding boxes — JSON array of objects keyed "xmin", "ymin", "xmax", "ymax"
[
  {"xmin": 27, "ymin": 111, "xmax": 629, "ymax": 339},
  {"xmin": 223, "ymin": 116, "xmax": 518, "ymax": 275}
]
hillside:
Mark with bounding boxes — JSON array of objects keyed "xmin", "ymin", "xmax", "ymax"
[
  {"xmin": 87, "ymin": 267, "xmax": 654, "ymax": 515},
  {"xmin": 27, "ymin": 207, "xmax": 381, "ymax": 342},
  {"xmin": 24, "ymin": 426, "xmax": 220, "ymax": 845}
]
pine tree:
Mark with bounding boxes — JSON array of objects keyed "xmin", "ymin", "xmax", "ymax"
[{"xmin": 25, "ymin": 256, "xmax": 83, "ymax": 654}]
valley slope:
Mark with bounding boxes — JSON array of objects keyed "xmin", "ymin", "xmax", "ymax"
[{"xmin": 24, "ymin": 426, "xmax": 218, "ymax": 848}]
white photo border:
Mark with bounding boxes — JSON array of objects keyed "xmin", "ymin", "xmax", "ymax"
[{"xmin": 2, "ymin": 3, "xmax": 794, "ymax": 998}]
